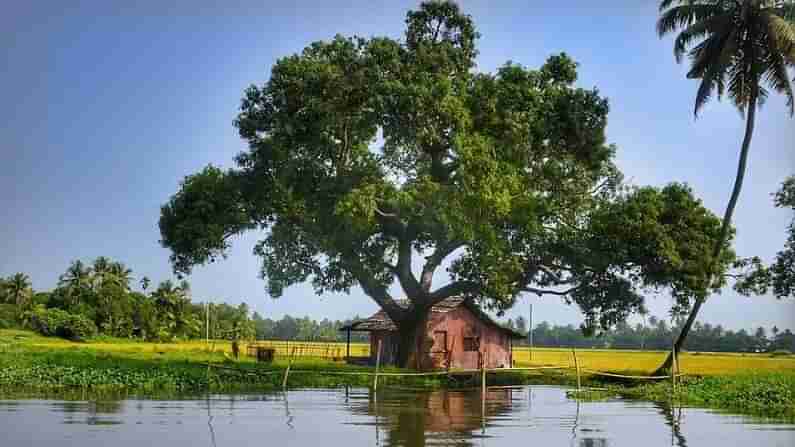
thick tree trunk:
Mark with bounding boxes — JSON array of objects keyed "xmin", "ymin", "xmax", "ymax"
[
  {"xmin": 395, "ymin": 309, "xmax": 430, "ymax": 369},
  {"xmin": 655, "ymin": 94, "xmax": 757, "ymax": 374}
]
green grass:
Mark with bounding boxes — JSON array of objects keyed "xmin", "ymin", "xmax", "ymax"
[
  {"xmin": 1, "ymin": 329, "xmax": 794, "ymax": 419},
  {"xmin": 616, "ymin": 373, "xmax": 795, "ymax": 420},
  {"xmin": 0, "ymin": 330, "xmax": 449, "ymax": 395}
]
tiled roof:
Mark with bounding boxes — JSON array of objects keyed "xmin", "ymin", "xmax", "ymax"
[{"xmin": 340, "ymin": 296, "xmax": 524, "ymax": 338}]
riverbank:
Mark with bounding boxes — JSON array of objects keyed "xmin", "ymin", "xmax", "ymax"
[{"xmin": 1, "ymin": 330, "xmax": 793, "ymax": 419}]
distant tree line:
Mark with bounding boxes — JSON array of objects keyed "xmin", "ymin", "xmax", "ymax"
[
  {"xmin": 251, "ymin": 313, "xmax": 369, "ymax": 343},
  {"xmin": 503, "ymin": 316, "xmax": 795, "ymax": 353},
  {"xmin": 3, "ymin": 259, "xmax": 792, "ymax": 352},
  {"xmin": 0, "ymin": 257, "xmax": 254, "ymax": 341}
]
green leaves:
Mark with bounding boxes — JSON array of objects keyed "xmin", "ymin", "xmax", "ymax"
[
  {"xmin": 735, "ymin": 176, "xmax": 795, "ymax": 299},
  {"xmin": 158, "ymin": 1, "xmax": 734, "ymax": 335},
  {"xmin": 159, "ymin": 165, "xmax": 256, "ymax": 275}
]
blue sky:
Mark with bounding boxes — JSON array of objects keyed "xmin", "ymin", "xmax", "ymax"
[{"xmin": 2, "ymin": 1, "xmax": 793, "ymax": 331}]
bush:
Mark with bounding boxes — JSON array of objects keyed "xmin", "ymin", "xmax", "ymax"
[
  {"xmin": 25, "ymin": 308, "xmax": 97, "ymax": 341},
  {"xmin": 770, "ymin": 349, "xmax": 792, "ymax": 357},
  {"xmin": 0, "ymin": 304, "xmax": 18, "ymax": 329}
]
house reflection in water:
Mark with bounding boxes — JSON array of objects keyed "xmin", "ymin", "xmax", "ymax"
[{"xmin": 348, "ymin": 388, "xmax": 515, "ymax": 447}]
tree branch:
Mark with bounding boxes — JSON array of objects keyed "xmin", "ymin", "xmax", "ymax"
[
  {"xmin": 521, "ymin": 286, "xmax": 579, "ymax": 297},
  {"xmin": 395, "ymin": 228, "xmax": 424, "ymax": 300},
  {"xmin": 342, "ymin": 257, "xmax": 405, "ymax": 321},
  {"xmin": 427, "ymin": 280, "xmax": 480, "ymax": 305},
  {"xmin": 420, "ymin": 239, "xmax": 465, "ymax": 292}
]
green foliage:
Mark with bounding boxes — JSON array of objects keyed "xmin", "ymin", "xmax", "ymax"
[
  {"xmin": 0, "ymin": 273, "xmax": 32, "ymax": 309},
  {"xmin": 25, "ymin": 308, "xmax": 97, "ymax": 341},
  {"xmin": 656, "ymin": 0, "xmax": 795, "ymax": 371},
  {"xmin": 159, "ymin": 166, "xmax": 255, "ymax": 275},
  {"xmin": 620, "ymin": 373, "xmax": 795, "ymax": 419},
  {"xmin": 527, "ymin": 317, "xmax": 790, "ymax": 353},
  {"xmin": 3, "ymin": 256, "xmax": 259, "ymax": 343},
  {"xmin": 734, "ymin": 176, "xmax": 795, "ymax": 299},
  {"xmin": 657, "ymin": 0, "xmax": 795, "ymax": 116},
  {"xmin": 159, "ymin": 1, "xmax": 732, "ymax": 343},
  {"xmin": 0, "ymin": 304, "xmax": 17, "ymax": 329}
]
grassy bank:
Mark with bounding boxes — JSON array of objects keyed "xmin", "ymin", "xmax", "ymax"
[
  {"xmin": 2, "ymin": 330, "xmax": 794, "ymax": 419},
  {"xmin": 0, "ymin": 330, "xmax": 455, "ymax": 395}
]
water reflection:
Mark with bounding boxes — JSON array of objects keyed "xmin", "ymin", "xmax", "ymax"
[
  {"xmin": 54, "ymin": 399, "xmax": 125, "ymax": 426},
  {"xmin": 0, "ymin": 387, "xmax": 792, "ymax": 447},
  {"xmin": 653, "ymin": 401, "xmax": 688, "ymax": 447},
  {"xmin": 352, "ymin": 388, "xmax": 516, "ymax": 446}
]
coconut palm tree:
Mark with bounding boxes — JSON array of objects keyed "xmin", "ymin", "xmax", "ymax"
[
  {"xmin": 108, "ymin": 262, "xmax": 133, "ymax": 291},
  {"xmin": 3, "ymin": 273, "xmax": 32, "ymax": 308},
  {"xmin": 657, "ymin": 0, "xmax": 795, "ymax": 370},
  {"xmin": 92, "ymin": 256, "xmax": 112, "ymax": 290},
  {"xmin": 59, "ymin": 260, "xmax": 92, "ymax": 307}
]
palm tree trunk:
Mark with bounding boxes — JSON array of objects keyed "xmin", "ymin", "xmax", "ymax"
[{"xmin": 656, "ymin": 93, "xmax": 757, "ymax": 374}]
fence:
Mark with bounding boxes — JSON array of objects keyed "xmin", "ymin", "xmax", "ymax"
[
  {"xmin": 225, "ymin": 344, "xmax": 683, "ymax": 395},
  {"xmin": 246, "ymin": 340, "xmax": 370, "ymax": 359}
]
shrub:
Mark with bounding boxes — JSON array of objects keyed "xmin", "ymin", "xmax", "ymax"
[
  {"xmin": 770, "ymin": 349, "xmax": 792, "ymax": 357},
  {"xmin": 25, "ymin": 308, "xmax": 97, "ymax": 341},
  {"xmin": 0, "ymin": 304, "xmax": 17, "ymax": 329},
  {"xmin": 62, "ymin": 313, "xmax": 98, "ymax": 340}
]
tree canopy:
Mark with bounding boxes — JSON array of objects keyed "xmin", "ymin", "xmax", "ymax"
[{"xmin": 159, "ymin": 1, "xmax": 733, "ymax": 345}]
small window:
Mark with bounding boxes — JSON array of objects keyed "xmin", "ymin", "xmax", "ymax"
[{"xmin": 463, "ymin": 337, "xmax": 479, "ymax": 352}]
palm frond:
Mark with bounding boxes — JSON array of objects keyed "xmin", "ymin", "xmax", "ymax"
[
  {"xmin": 762, "ymin": 42, "xmax": 795, "ymax": 115},
  {"xmin": 726, "ymin": 58, "xmax": 764, "ymax": 114},
  {"xmin": 659, "ymin": 0, "xmax": 727, "ymax": 13},
  {"xmin": 762, "ymin": 11, "xmax": 795, "ymax": 63},
  {"xmin": 674, "ymin": 13, "xmax": 733, "ymax": 62},
  {"xmin": 657, "ymin": 4, "xmax": 723, "ymax": 38},
  {"xmin": 691, "ymin": 27, "xmax": 738, "ymax": 115},
  {"xmin": 686, "ymin": 24, "xmax": 734, "ymax": 79}
]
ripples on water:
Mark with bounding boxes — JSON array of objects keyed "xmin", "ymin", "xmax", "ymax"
[{"xmin": 1, "ymin": 386, "xmax": 793, "ymax": 447}]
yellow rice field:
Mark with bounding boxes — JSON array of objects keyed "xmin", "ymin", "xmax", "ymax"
[
  {"xmin": 246, "ymin": 340, "xmax": 795, "ymax": 376},
  {"xmin": 512, "ymin": 346, "xmax": 795, "ymax": 376},
  {"xmin": 5, "ymin": 330, "xmax": 793, "ymax": 376}
]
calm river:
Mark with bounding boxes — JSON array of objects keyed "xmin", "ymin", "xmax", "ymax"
[{"xmin": 1, "ymin": 386, "xmax": 793, "ymax": 446}]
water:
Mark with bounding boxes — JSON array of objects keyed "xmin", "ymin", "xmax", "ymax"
[{"xmin": 1, "ymin": 386, "xmax": 793, "ymax": 447}]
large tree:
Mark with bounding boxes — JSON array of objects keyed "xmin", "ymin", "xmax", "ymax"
[
  {"xmin": 160, "ymin": 1, "xmax": 732, "ymax": 367},
  {"xmin": 657, "ymin": 0, "xmax": 795, "ymax": 370}
]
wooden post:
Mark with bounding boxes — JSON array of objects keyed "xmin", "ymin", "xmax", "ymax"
[
  {"xmin": 346, "ymin": 328, "xmax": 351, "ymax": 362},
  {"xmin": 481, "ymin": 354, "xmax": 486, "ymax": 434},
  {"xmin": 528, "ymin": 302, "xmax": 533, "ymax": 362},
  {"xmin": 671, "ymin": 343, "xmax": 677, "ymax": 396},
  {"xmin": 571, "ymin": 348, "xmax": 581, "ymax": 391},
  {"xmin": 481, "ymin": 355, "xmax": 487, "ymax": 402},
  {"xmin": 282, "ymin": 347, "xmax": 296, "ymax": 390},
  {"xmin": 373, "ymin": 340, "xmax": 382, "ymax": 391}
]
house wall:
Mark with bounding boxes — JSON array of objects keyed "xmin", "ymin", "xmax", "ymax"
[
  {"xmin": 367, "ymin": 307, "xmax": 514, "ymax": 370},
  {"xmin": 420, "ymin": 306, "xmax": 512, "ymax": 370}
]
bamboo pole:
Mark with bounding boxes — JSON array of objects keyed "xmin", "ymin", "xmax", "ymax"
[
  {"xmin": 671, "ymin": 343, "xmax": 677, "ymax": 396},
  {"xmin": 283, "ymin": 347, "xmax": 296, "ymax": 389},
  {"xmin": 373, "ymin": 340, "xmax": 382, "ymax": 391},
  {"xmin": 571, "ymin": 348, "xmax": 581, "ymax": 391},
  {"xmin": 481, "ymin": 354, "xmax": 486, "ymax": 402}
]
